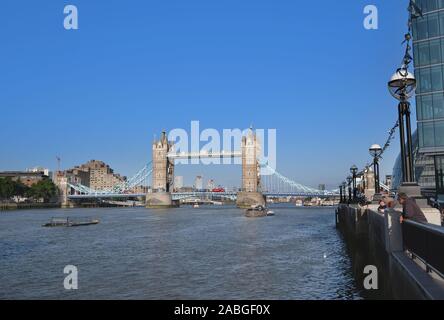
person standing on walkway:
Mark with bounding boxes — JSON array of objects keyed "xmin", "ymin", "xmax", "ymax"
[{"xmin": 397, "ymin": 193, "xmax": 428, "ymax": 224}]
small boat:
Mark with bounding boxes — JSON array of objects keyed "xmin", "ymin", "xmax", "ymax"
[
  {"xmin": 43, "ymin": 217, "xmax": 99, "ymax": 228},
  {"xmin": 245, "ymin": 205, "xmax": 267, "ymax": 218},
  {"xmin": 295, "ymin": 200, "xmax": 303, "ymax": 207},
  {"xmin": 266, "ymin": 210, "xmax": 275, "ymax": 216},
  {"xmin": 193, "ymin": 203, "xmax": 200, "ymax": 208}
]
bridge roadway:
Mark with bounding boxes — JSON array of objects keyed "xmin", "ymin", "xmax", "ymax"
[
  {"xmin": 67, "ymin": 191, "xmax": 338, "ymax": 200},
  {"xmin": 166, "ymin": 151, "xmax": 242, "ymax": 160}
]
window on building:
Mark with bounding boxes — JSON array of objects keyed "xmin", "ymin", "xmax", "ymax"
[
  {"xmin": 429, "ymin": 12, "xmax": 440, "ymax": 37},
  {"xmin": 416, "ymin": 16, "xmax": 429, "ymax": 40},
  {"xmin": 430, "ymin": 39, "xmax": 441, "ymax": 64},
  {"xmin": 416, "ymin": 0, "xmax": 427, "ymax": 12},
  {"xmin": 415, "ymin": 69, "xmax": 422, "ymax": 95},
  {"xmin": 417, "ymin": 96, "xmax": 423, "ymax": 120},
  {"xmin": 430, "ymin": 0, "xmax": 439, "ymax": 12},
  {"xmin": 435, "ymin": 120, "xmax": 444, "ymax": 146},
  {"xmin": 423, "ymin": 94, "xmax": 435, "ymax": 119},
  {"xmin": 431, "ymin": 65, "xmax": 443, "ymax": 90},
  {"xmin": 433, "ymin": 93, "xmax": 444, "ymax": 118},
  {"xmin": 412, "ymin": 17, "xmax": 418, "ymax": 40},
  {"xmin": 423, "ymin": 122, "xmax": 436, "ymax": 147},
  {"xmin": 418, "ymin": 41, "xmax": 431, "ymax": 66},
  {"xmin": 418, "ymin": 123, "xmax": 425, "ymax": 148},
  {"xmin": 439, "ymin": 10, "xmax": 444, "ymax": 35},
  {"xmin": 419, "ymin": 67, "xmax": 432, "ymax": 93},
  {"xmin": 434, "ymin": 92, "xmax": 444, "ymax": 118},
  {"xmin": 435, "ymin": 155, "xmax": 444, "ymax": 198}
]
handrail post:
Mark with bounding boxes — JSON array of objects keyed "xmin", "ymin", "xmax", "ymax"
[{"xmin": 384, "ymin": 209, "xmax": 404, "ymax": 253}]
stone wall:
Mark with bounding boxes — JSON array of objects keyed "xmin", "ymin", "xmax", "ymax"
[{"xmin": 337, "ymin": 204, "xmax": 444, "ymax": 300}]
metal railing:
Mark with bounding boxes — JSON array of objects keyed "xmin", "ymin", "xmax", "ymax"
[{"xmin": 402, "ymin": 220, "xmax": 444, "ymax": 278}]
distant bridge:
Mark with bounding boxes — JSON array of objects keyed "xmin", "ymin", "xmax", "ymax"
[
  {"xmin": 62, "ymin": 129, "xmax": 340, "ymax": 203},
  {"xmin": 66, "ymin": 163, "xmax": 339, "ymax": 200}
]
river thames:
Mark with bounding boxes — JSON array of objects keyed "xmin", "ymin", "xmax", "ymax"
[{"xmin": 0, "ymin": 205, "xmax": 366, "ymax": 300}]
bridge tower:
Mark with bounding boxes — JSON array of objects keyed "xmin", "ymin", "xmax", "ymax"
[
  {"xmin": 146, "ymin": 131, "xmax": 176, "ymax": 208},
  {"xmin": 363, "ymin": 167, "xmax": 376, "ymax": 201},
  {"xmin": 236, "ymin": 128, "xmax": 266, "ymax": 208},
  {"xmin": 58, "ymin": 176, "xmax": 71, "ymax": 208}
]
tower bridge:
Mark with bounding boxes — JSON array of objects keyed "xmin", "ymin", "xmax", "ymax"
[
  {"xmin": 147, "ymin": 129, "xmax": 265, "ymax": 208},
  {"xmin": 62, "ymin": 129, "xmax": 339, "ymax": 207}
]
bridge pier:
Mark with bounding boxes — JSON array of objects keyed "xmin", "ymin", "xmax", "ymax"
[
  {"xmin": 146, "ymin": 191, "xmax": 175, "ymax": 208},
  {"xmin": 55, "ymin": 175, "xmax": 74, "ymax": 208},
  {"xmin": 236, "ymin": 192, "xmax": 266, "ymax": 209},
  {"xmin": 146, "ymin": 131, "xmax": 178, "ymax": 209}
]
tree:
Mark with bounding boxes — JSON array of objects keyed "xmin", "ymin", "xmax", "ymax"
[
  {"xmin": 27, "ymin": 179, "xmax": 58, "ymax": 203},
  {"xmin": 0, "ymin": 178, "xmax": 15, "ymax": 200},
  {"xmin": 14, "ymin": 178, "xmax": 29, "ymax": 197}
]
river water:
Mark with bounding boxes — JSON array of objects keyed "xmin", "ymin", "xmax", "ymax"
[{"xmin": 0, "ymin": 205, "xmax": 365, "ymax": 300}]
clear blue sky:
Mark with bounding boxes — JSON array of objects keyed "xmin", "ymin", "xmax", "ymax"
[{"xmin": 0, "ymin": 0, "xmax": 413, "ymax": 189}]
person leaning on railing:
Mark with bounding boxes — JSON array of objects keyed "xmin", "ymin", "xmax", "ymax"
[
  {"xmin": 397, "ymin": 193, "xmax": 428, "ymax": 224},
  {"xmin": 377, "ymin": 199, "xmax": 387, "ymax": 213},
  {"xmin": 382, "ymin": 197, "xmax": 396, "ymax": 212}
]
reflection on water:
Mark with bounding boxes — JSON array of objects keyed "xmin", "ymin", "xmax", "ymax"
[{"xmin": 0, "ymin": 205, "xmax": 364, "ymax": 300}]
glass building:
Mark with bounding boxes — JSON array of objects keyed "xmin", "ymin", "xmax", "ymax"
[
  {"xmin": 392, "ymin": 131, "xmax": 437, "ymax": 193},
  {"xmin": 411, "ymin": 0, "xmax": 444, "ymax": 200}
]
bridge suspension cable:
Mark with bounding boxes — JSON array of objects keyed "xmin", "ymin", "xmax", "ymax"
[
  {"xmin": 67, "ymin": 161, "xmax": 339, "ymax": 198},
  {"xmin": 68, "ymin": 162, "xmax": 153, "ymax": 195},
  {"xmin": 260, "ymin": 164, "xmax": 338, "ymax": 196}
]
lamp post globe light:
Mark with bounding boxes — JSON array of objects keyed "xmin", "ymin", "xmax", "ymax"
[
  {"xmin": 369, "ymin": 144, "xmax": 383, "ymax": 201},
  {"xmin": 388, "ymin": 69, "xmax": 417, "ymax": 101},
  {"xmin": 350, "ymin": 165, "xmax": 358, "ymax": 201},
  {"xmin": 346, "ymin": 176, "xmax": 353, "ymax": 203},
  {"xmin": 388, "ymin": 66, "xmax": 422, "ymax": 198}
]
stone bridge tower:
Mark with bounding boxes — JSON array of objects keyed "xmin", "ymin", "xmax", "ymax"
[
  {"xmin": 236, "ymin": 128, "xmax": 265, "ymax": 208},
  {"xmin": 363, "ymin": 167, "xmax": 376, "ymax": 201},
  {"xmin": 57, "ymin": 175, "xmax": 72, "ymax": 208},
  {"xmin": 146, "ymin": 131, "xmax": 175, "ymax": 208}
]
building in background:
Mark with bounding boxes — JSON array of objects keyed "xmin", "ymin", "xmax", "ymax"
[
  {"xmin": 27, "ymin": 167, "xmax": 52, "ymax": 179},
  {"xmin": 392, "ymin": 131, "xmax": 439, "ymax": 199},
  {"xmin": 0, "ymin": 168, "xmax": 51, "ymax": 187},
  {"xmin": 62, "ymin": 160, "xmax": 125, "ymax": 191},
  {"xmin": 384, "ymin": 175, "xmax": 393, "ymax": 190},
  {"xmin": 411, "ymin": 0, "xmax": 444, "ymax": 201},
  {"xmin": 174, "ymin": 176, "xmax": 184, "ymax": 190},
  {"xmin": 194, "ymin": 176, "xmax": 203, "ymax": 191},
  {"xmin": 207, "ymin": 179, "xmax": 215, "ymax": 191}
]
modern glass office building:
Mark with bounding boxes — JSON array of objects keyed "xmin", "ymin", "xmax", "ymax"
[
  {"xmin": 392, "ymin": 131, "xmax": 437, "ymax": 192},
  {"xmin": 411, "ymin": 0, "xmax": 444, "ymax": 201}
]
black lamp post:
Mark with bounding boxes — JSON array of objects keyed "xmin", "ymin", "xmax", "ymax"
[
  {"xmin": 342, "ymin": 181, "xmax": 347, "ymax": 203},
  {"xmin": 350, "ymin": 165, "xmax": 358, "ymax": 201},
  {"xmin": 439, "ymin": 169, "xmax": 444, "ymax": 190},
  {"xmin": 388, "ymin": 69, "xmax": 416, "ymax": 184},
  {"xmin": 387, "ymin": 9, "xmax": 425, "ymax": 198},
  {"xmin": 369, "ymin": 144, "xmax": 383, "ymax": 199},
  {"xmin": 339, "ymin": 184, "xmax": 343, "ymax": 203},
  {"xmin": 346, "ymin": 176, "xmax": 353, "ymax": 203}
]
